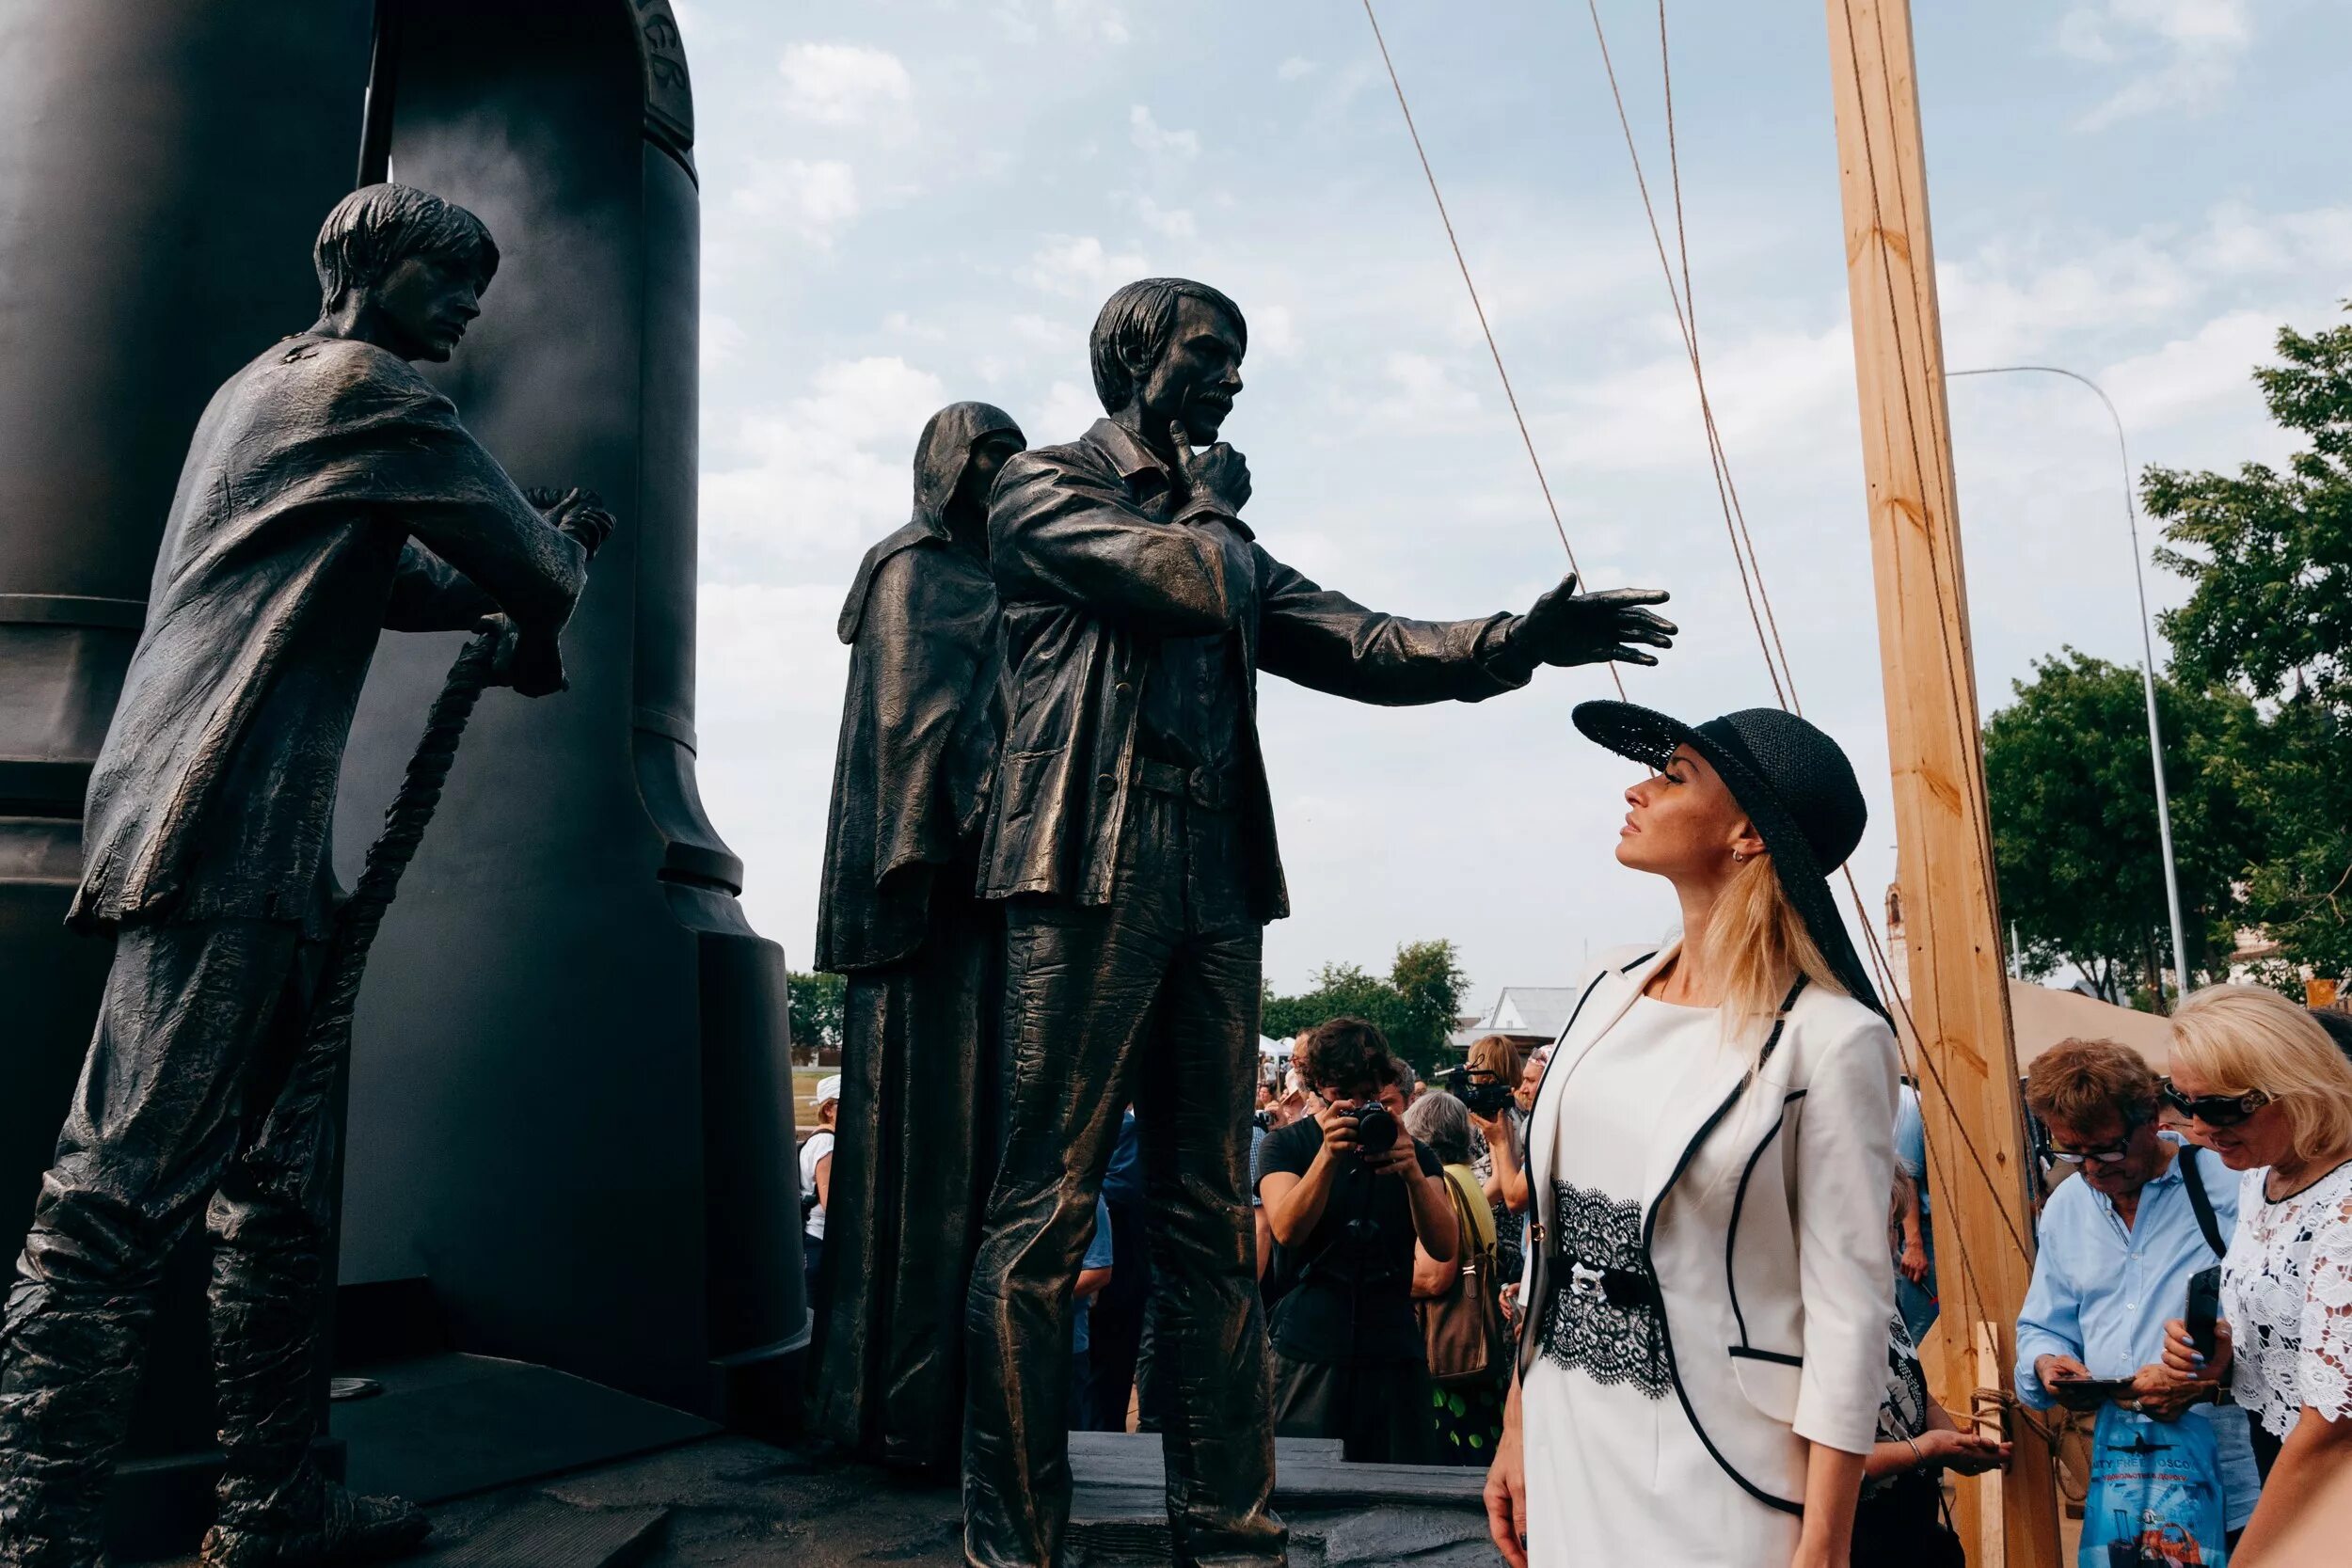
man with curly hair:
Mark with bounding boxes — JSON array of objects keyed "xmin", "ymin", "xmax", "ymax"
[{"xmin": 1256, "ymin": 1018, "xmax": 1457, "ymax": 1464}]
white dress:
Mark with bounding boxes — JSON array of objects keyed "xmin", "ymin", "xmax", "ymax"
[
  {"xmin": 2222, "ymin": 1159, "xmax": 2352, "ymax": 1439},
  {"xmin": 1523, "ymin": 996, "xmax": 1803, "ymax": 1568}
]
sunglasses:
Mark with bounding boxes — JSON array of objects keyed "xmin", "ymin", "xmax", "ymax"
[{"xmin": 2158, "ymin": 1079, "xmax": 2271, "ymax": 1129}]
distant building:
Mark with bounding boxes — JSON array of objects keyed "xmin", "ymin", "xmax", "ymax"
[{"xmin": 1449, "ymin": 987, "xmax": 1584, "ymax": 1053}]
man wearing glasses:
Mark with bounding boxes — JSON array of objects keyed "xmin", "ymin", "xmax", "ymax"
[{"xmin": 2013, "ymin": 1039, "xmax": 2262, "ymax": 1537}]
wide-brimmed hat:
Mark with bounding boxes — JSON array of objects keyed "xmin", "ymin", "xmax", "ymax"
[{"xmin": 1572, "ymin": 701, "xmax": 1884, "ymax": 1019}]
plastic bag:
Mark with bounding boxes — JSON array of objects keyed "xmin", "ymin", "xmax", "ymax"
[{"xmin": 2079, "ymin": 1403, "xmax": 2229, "ymax": 1566}]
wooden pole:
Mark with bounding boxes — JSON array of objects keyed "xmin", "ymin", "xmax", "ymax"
[{"xmin": 1822, "ymin": 2, "xmax": 2062, "ymax": 1562}]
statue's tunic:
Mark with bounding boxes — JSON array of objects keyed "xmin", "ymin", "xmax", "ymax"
[
  {"xmin": 812, "ymin": 402, "xmax": 1020, "ymax": 1471},
  {"xmin": 71, "ymin": 332, "xmax": 583, "ymax": 935},
  {"xmin": 961, "ymin": 417, "xmax": 1532, "ymax": 1568},
  {"xmin": 0, "ymin": 331, "xmax": 584, "ymax": 1559}
]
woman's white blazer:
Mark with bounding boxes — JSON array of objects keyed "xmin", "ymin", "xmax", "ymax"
[{"xmin": 1517, "ymin": 941, "xmax": 1901, "ymax": 1513}]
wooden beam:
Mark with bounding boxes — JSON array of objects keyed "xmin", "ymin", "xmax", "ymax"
[{"xmin": 1822, "ymin": 2, "xmax": 2061, "ymax": 1562}]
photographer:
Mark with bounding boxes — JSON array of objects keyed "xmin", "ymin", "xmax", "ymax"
[
  {"xmin": 1258, "ymin": 1017, "xmax": 1458, "ymax": 1463},
  {"xmin": 1454, "ymin": 1036, "xmax": 1533, "ymax": 1308}
]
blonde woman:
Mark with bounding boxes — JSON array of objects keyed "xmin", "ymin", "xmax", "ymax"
[
  {"xmin": 2159, "ymin": 984, "xmax": 2352, "ymax": 1559},
  {"xmin": 1485, "ymin": 705, "xmax": 1899, "ymax": 1568},
  {"xmin": 1464, "ymin": 1034, "xmax": 1533, "ymax": 1297}
]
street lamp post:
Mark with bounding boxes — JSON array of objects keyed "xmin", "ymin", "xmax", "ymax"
[{"xmin": 1948, "ymin": 364, "xmax": 2192, "ymax": 1007}]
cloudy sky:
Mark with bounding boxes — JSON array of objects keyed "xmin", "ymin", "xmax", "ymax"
[{"xmin": 673, "ymin": 0, "xmax": 2349, "ymax": 1008}]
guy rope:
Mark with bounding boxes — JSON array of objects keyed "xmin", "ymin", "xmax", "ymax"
[{"xmin": 1357, "ymin": 4, "xmax": 2066, "ymax": 1559}]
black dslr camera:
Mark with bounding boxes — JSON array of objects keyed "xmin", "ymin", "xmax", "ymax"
[
  {"xmin": 1440, "ymin": 1064, "xmax": 1516, "ymax": 1118},
  {"xmin": 1343, "ymin": 1101, "xmax": 1399, "ymax": 1159}
]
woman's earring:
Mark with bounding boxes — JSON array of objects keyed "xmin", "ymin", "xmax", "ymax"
[{"xmin": 1731, "ymin": 849, "xmax": 1748, "ymax": 864}]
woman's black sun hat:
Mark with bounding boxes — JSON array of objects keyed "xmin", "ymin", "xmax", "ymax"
[{"xmin": 1572, "ymin": 701, "xmax": 1885, "ymax": 1020}]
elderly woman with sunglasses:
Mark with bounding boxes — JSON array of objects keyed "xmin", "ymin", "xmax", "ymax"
[{"xmin": 2158, "ymin": 985, "xmax": 2352, "ymax": 1560}]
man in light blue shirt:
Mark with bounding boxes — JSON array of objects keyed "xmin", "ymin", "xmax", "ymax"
[
  {"xmin": 2015, "ymin": 1040, "xmax": 2260, "ymax": 1533},
  {"xmin": 1894, "ymin": 1082, "xmax": 1937, "ymax": 1343}
]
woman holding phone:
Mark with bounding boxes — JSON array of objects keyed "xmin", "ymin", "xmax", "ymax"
[{"xmin": 2159, "ymin": 984, "xmax": 2352, "ymax": 1559}]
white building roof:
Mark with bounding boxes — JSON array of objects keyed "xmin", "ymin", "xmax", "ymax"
[{"xmin": 1449, "ymin": 985, "xmax": 1582, "ymax": 1049}]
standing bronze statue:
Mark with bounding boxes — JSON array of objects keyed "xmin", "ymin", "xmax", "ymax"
[
  {"xmin": 959, "ymin": 277, "xmax": 1677, "ymax": 1568},
  {"xmin": 811, "ymin": 402, "xmax": 1025, "ymax": 1472},
  {"xmin": 0, "ymin": 185, "xmax": 604, "ymax": 1568}
]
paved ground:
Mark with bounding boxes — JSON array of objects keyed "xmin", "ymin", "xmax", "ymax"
[{"xmin": 405, "ymin": 1434, "xmax": 1499, "ymax": 1568}]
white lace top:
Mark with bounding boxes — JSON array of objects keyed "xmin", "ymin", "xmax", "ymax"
[{"xmin": 2222, "ymin": 1160, "xmax": 2352, "ymax": 1438}]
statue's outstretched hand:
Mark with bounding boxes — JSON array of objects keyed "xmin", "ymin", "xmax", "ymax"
[
  {"xmin": 1509, "ymin": 573, "xmax": 1676, "ymax": 669},
  {"xmin": 485, "ymin": 616, "xmax": 567, "ymax": 699}
]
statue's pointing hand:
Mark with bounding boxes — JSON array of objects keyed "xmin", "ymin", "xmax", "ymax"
[{"xmin": 1507, "ymin": 573, "xmax": 1676, "ymax": 669}]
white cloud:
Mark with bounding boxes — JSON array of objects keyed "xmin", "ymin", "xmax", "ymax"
[
  {"xmin": 1022, "ymin": 234, "xmax": 1151, "ymax": 298},
  {"xmin": 1277, "ymin": 56, "xmax": 1318, "ymax": 83},
  {"xmin": 1132, "ymin": 194, "xmax": 1196, "ymax": 239},
  {"xmin": 1129, "ymin": 104, "xmax": 1200, "ymax": 160},
  {"xmin": 1251, "ymin": 304, "xmax": 1301, "ymax": 359},
  {"xmin": 728, "ymin": 157, "xmax": 861, "ymax": 245},
  {"xmin": 1038, "ymin": 379, "xmax": 1105, "ymax": 439},
  {"xmin": 701, "ymin": 356, "xmax": 946, "ymax": 577},
  {"xmin": 775, "ymin": 42, "xmax": 914, "ymax": 127},
  {"xmin": 1370, "ymin": 352, "xmax": 1482, "ymax": 425},
  {"xmin": 702, "ymin": 312, "xmax": 748, "ymax": 372},
  {"xmin": 2058, "ymin": 1, "xmax": 2253, "ymax": 128},
  {"xmin": 995, "ymin": 0, "xmax": 1129, "ymax": 45}
]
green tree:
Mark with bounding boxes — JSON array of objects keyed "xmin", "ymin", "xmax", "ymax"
[
  {"xmin": 2146, "ymin": 305, "xmax": 2352, "ymax": 981},
  {"xmin": 787, "ymin": 970, "xmax": 846, "ymax": 1060},
  {"xmin": 1982, "ymin": 650, "xmax": 2264, "ymax": 1003},
  {"xmin": 1261, "ymin": 940, "xmax": 1470, "ymax": 1074}
]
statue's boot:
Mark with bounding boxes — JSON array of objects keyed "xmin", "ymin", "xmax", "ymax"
[
  {"xmin": 195, "ymin": 1469, "xmax": 426, "ymax": 1568},
  {"xmin": 0, "ymin": 1277, "xmax": 151, "ymax": 1568},
  {"xmin": 199, "ymin": 1180, "xmax": 427, "ymax": 1568}
]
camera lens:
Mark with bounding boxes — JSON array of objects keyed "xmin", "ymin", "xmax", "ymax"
[{"xmin": 1353, "ymin": 1102, "xmax": 1398, "ymax": 1157}]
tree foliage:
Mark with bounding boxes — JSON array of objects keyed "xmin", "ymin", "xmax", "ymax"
[
  {"xmin": 1982, "ymin": 650, "xmax": 2264, "ymax": 1002},
  {"xmin": 1262, "ymin": 939, "xmax": 1470, "ymax": 1073},
  {"xmin": 787, "ymin": 969, "xmax": 845, "ymax": 1059},
  {"xmin": 2144, "ymin": 306, "xmax": 2352, "ymax": 981}
]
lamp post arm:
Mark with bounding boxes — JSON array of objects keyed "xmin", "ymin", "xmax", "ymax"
[{"xmin": 1947, "ymin": 364, "xmax": 2192, "ymax": 1006}]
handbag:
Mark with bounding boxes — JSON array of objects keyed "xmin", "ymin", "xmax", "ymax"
[
  {"xmin": 1420, "ymin": 1167, "xmax": 1507, "ymax": 1387},
  {"xmin": 2079, "ymin": 1403, "xmax": 2230, "ymax": 1566}
]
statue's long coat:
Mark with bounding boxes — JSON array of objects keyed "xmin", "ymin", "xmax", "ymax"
[{"xmin": 811, "ymin": 401, "xmax": 1022, "ymax": 1470}]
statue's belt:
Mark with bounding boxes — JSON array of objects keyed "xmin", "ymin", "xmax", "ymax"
[{"xmin": 1133, "ymin": 758, "xmax": 1238, "ymax": 812}]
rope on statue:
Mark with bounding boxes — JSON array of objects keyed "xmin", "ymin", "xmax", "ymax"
[{"xmin": 245, "ymin": 487, "xmax": 604, "ymax": 1181}]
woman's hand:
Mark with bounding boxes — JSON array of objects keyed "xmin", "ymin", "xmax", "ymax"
[
  {"xmin": 1898, "ymin": 1236, "xmax": 1930, "ymax": 1285},
  {"xmin": 1484, "ymin": 1385, "xmax": 1529, "ymax": 1568},
  {"xmin": 1912, "ymin": 1427, "xmax": 2010, "ymax": 1475},
  {"xmin": 2161, "ymin": 1315, "xmax": 2233, "ymax": 1385},
  {"xmin": 2129, "ymin": 1361, "xmax": 2215, "ymax": 1422}
]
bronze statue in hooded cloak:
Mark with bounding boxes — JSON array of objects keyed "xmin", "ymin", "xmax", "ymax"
[{"xmin": 810, "ymin": 402, "xmax": 1025, "ymax": 1472}]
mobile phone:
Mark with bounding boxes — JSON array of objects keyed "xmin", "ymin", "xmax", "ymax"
[
  {"xmin": 2186, "ymin": 1265, "xmax": 2222, "ymax": 1361},
  {"xmin": 2048, "ymin": 1375, "xmax": 2134, "ymax": 1412}
]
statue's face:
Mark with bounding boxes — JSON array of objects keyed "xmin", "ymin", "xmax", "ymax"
[
  {"xmin": 371, "ymin": 255, "xmax": 483, "ymax": 362},
  {"xmin": 960, "ymin": 431, "xmax": 1025, "ymax": 510},
  {"xmin": 1131, "ymin": 295, "xmax": 1244, "ymax": 443}
]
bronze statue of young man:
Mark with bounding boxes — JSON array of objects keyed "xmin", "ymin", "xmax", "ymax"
[
  {"xmin": 812, "ymin": 401, "xmax": 1025, "ymax": 1471},
  {"xmin": 0, "ymin": 184, "xmax": 604, "ymax": 1568},
  {"xmin": 961, "ymin": 277, "xmax": 1676, "ymax": 1568}
]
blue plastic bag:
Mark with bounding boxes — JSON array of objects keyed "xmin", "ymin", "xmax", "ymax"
[{"xmin": 2079, "ymin": 1404, "xmax": 2229, "ymax": 1566}]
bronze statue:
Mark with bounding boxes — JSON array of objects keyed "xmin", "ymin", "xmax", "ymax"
[
  {"xmin": 959, "ymin": 277, "xmax": 1677, "ymax": 1568},
  {"xmin": 0, "ymin": 184, "xmax": 604, "ymax": 1568},
  {"xmin": 811, "ymin": 401, "xmax": 1025, "ymax": 1471}
]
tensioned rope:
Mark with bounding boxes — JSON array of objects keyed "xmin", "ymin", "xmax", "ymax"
[
  {"xmin": 1357, "ymin": 0, "xmax": 2038, "ymax": 1284},
  {"xmin": 1581, "ymin": 0, "xmax": 2035, "ymax": 1295},
  {"xmin": 1358, "ymin": 0, "xmax": 1625, "ymax": 704},
  {"xmin": 1602, "ymin": 0, "xmax": 2039, "ymax": 1281}
]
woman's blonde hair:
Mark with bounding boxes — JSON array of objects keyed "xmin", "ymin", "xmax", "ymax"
[
  {"xmin": 1466, "ymin": 1034, "xmax": 1523, "ymax": 1084},
  {"xmin": 1702, "ymin": 853, "xmax": 1848, "ymax": 1052},
  {"xmin": 2170, "ymin": 984, "xmax": 2352, "ymax": 1164}
]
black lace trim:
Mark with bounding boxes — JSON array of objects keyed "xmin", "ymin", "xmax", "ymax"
[{"xmin": 1537, "ymin": 1181, "xmax": 1667, "ymax": 1401}]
